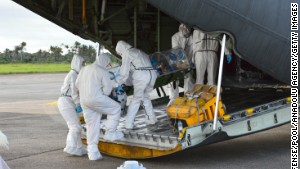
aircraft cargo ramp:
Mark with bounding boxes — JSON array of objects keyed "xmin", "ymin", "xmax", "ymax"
[{"xmin": 80, "ymin": 87, "xmax": 291, "ymax": 159}]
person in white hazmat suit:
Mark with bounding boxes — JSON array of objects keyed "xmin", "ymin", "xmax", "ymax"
[
  {"xmin": 115, "ymin": 40, "xmax": 158, "ymax": 130},
  {"xmin": 193, "ymin": 29, "xmax": 232, "ymax": 85},
  {"xmin": 57, "ymin": 54, "xmax": 87, "ymax": 156},
  {"xmin": 0, "ymin": 130, "xmax": 10, "ymax": 169},
  {"xmin": 168, "ymin": 24, "xmax": 194, "ymax": 104},
  {"xmin": 75, "ymin": 53, "xmax": 124, "ymax": 161}
]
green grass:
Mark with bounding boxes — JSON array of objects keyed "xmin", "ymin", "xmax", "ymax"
[{"xmin": 0, "ymin": 64, "xmax": 71, "ymax": 74}]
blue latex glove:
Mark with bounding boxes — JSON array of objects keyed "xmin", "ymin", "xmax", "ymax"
[
  {"xmin": 117, "ymin": 85, "xmax": 124, "ymax": 92},
  {"xmin": 178, "ymin": 50, "xmax": 185, "ymax": 60},
  {"xmin": 168, "ymin": 53, "xmax": 177, "ymax": 61},
  {"xmin": 114, "ymin": 68, "xmax": 120, "ymax": 78},
  {"xmin": 151, "ymin": 58, "xmax": 158, "ymax": 68},
  {"xmin": 108, "ymin": 71, "xmax": 115, "ymax": 80},
  {"xmin": 226, "ymin": 54, "xmax": 232, "ymax": 63},
  {"xmin": 75, "ymin": 104, "xmax": 82, "ymax": 113}
]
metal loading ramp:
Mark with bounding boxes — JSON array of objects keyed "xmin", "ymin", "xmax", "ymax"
[
  {"xmin": 81, "ymin": 104, "xmax": 184, "ymax": 159},
  {"xmin": 80, "ymin": 86, "xmax": 292, "ymax": 159}
]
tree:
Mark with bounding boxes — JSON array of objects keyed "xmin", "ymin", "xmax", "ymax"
[
  {"xmin": 78, "ymin": 44, "xmax": 96, "ymax": 63},
  {"xmin": 87, "ymin": 45, "xmax": 96, "ymax": 62},
  {"xmin": 13, "ymin": 45, "xmax": 22, "ymax": 62},
  {"xmin": 72, "ymin": 41, "xmax": 81, "ymax": 54},
  {"xmin": 20, "ymin": 42, "xmax": 26, "ymax": 50},
  {"xmin": 1, "ymin": 41, "xmax": 97, "ymax": 63},
  {"xmin": 34, "ymin": 49, "xmax": 49, "ymax": 62},
  {"xmin": 49, "ymin": 46, "xmax": 63, "ymax": 62},
  {"xmin": 0, "ymin": 48, "xmax": 12, "ymax": 63},
  {"xmin": 4, "ymin": 48, "xmax": 11, "ymax": 59},
  {"xmin": 74, "ymin": 41, "xmax": 81, "ymax": 49},
  {"xmin": 12, "ymin": 42, "xmax": 27, "ymax": 62},
  {"xmin": 19, "ymin": 41, "xmax": 27, "ymax": 62}
]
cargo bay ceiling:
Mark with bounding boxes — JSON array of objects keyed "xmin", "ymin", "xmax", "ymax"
[
  {"xmin": 11, "ymin": 0, "xmax": 178, "ymax": 55},
  {"xmin": 11, "ymin": 0, "xmax": 293, "ymax": 84}
]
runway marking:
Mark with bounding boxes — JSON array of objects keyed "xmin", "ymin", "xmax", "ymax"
[{"xmin": 48, "ymin": 101, "xmax": 57, "ymax": 106}]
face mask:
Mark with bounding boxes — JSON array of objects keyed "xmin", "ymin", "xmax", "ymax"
[
  {"xmin": 183, "ymin": 33, "xmax": 190, "ymax": 38},
  {"xmin": 183, "ymin": 30, "xmax": 191, "ymax": 38},
  {"xmin": 180, "ymin": 26, "xmax": 191, "ymax": 38}
]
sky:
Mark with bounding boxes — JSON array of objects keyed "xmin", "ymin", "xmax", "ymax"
[{"xmin": 0, "ymin": 0, "xmax": 96, "ymax": 53}]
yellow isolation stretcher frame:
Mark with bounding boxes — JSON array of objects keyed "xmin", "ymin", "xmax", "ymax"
[{"xmin": 82, "ymin": 139, "xmax": 182, "ymax": 159}]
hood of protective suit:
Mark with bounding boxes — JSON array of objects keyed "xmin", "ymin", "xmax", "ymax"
[
  {"xmin": 95, "ymin": 52, "xmax": 111, "ymax": 68},
  {"xmin": 71, "ymin": 54, "xmax": 85, "ymax": 73},
  {"xmin": 115, "ymin": 41, "xmax": 133, "ymax": 57}
]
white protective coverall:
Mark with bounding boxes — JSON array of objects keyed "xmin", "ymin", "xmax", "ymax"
[
  {"xmin": 0, "ymin": 156, "xmax": 10, "ymax": 169},
  {"xmin": 169, "ymin": 24, "xmax": 194, "ymax": 101},
  {"xmin": 0, "ymin": 130, "xmax": 10, "ymax": 169},
  {"xmin": 57, "ymin": 54, "xmax": 86, "ymax": 156},
  {"xmin": 116, "ymin": 41, "xmax": 158, "ymax": 129},
  {"xmin": 0, "ymin": 130, "xmax": 9, "ymax": 150},
  {"xmin": 193, "ymin": 29, "xmax": 230, "ymax": 85},
  {"xmin": 75, "ymin": 53, "xmax": 123, "ymax": 161}
]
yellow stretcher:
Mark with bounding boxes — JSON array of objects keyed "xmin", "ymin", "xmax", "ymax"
[
  {"xmin": 167, "ymin": 85, "xmax": 225, "ymax": 127},
  {"xmin": 82, "ymin": 139, "xmax": 183, "ymax": 159}
]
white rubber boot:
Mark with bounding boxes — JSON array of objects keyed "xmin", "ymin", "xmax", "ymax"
[
  {"xmin": 64, "ymin": 147, "xmax": 87, "ymax": 156},
  {"xmin": 103, "ymin": 131, "xmax": 124, "ymax": 142},
  {"xmin": 145, "ymin": 114, "xmax": 157, "ymax": 125},
  {"xmin": 88, "ymin": 151, "xmax": 103, "ymax": 161}
]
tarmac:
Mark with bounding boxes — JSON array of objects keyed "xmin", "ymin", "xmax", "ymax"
[{"xmin": 0, "ymin": 73, "xmax": 293, "ymax": 169}]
